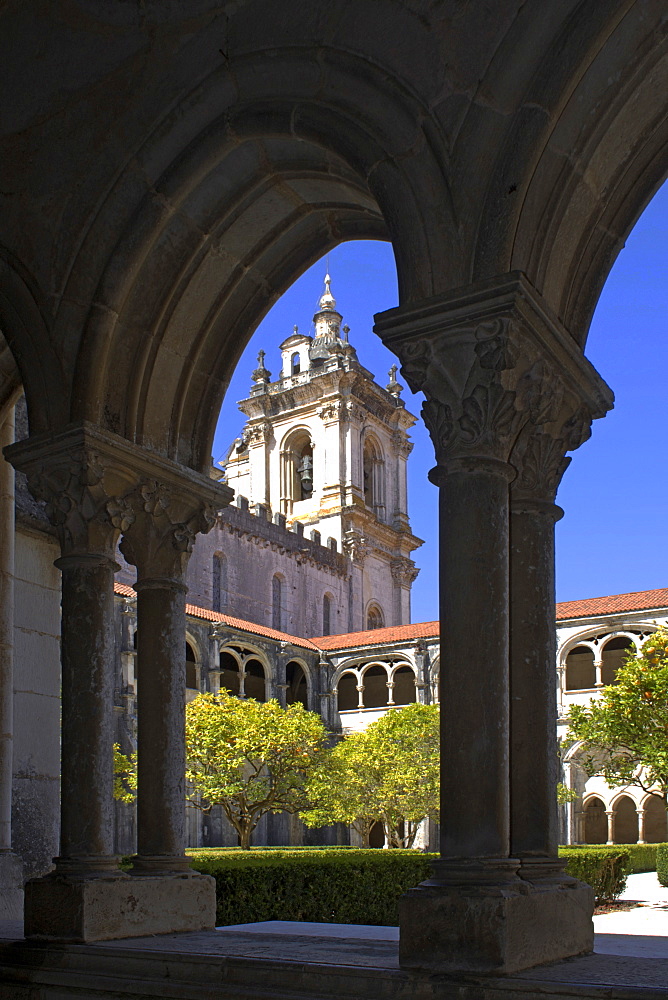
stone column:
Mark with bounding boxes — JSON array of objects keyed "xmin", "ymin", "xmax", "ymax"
[
  {"xmin": 508, "ymin": 411, "xmax": 599, "ymax": 882},
  {"xmin": 0, "ymin": 406, "xmax": 23, "ymax": 918},
  {"xmin": 594, "ymin": 660, "xmax": 604, "ymax": 686},
  {"xmin": 606, "ymin": 810, "xmax": 615, "ymax": 844},
  {"xmin": 5, "ymin": 424, "xmax": 232, "ymax": 941},
  {"xmin": 637, "ymin": 808, "xmax": 646, "ymax": 844},
  {"xmin": 119, "ymin": 481, "xmax": 221, "ymax": 874},
  {"xmin": 376, "ymin": 272, "xmax": 613, "ymax": 975}
]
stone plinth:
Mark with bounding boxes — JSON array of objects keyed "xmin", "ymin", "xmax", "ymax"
[
  {"xmin": 399, "ymin": 880, "xmax": 594, "ymax": 974},
  {"xmin": 24, "ymin": 872, "xmax": 216, "ymax": 942},
  {"xmin": 0, "ymin": 852, "xmax": 23, "ymax": 921}
]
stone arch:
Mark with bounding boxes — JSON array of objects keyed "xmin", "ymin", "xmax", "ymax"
[
  {"xmin": 642, "ymin": 793, "xmax": 668, "ymax": 844},
  {"xmin": 285, "ymin": 659, "xmax": 309, "ymax": 711},
  {"xmin": 57, "ymin": 40, "xmax": 454, "ymax": 471},
  {"xmin": 583, "ymin": 795, "xmax": 607, "ymax": 845},
  {"xmin": 244, "ymin": 658, "xmax": 266, "ymax": 703},
  {"xmin": 185, "ymin": 637, "xmax": 200, "ymax": 692},
  {"xmin": 611, "ymin": 793, "xmax": 638, "ymax": 844},
  {"xmin": 218, "ymin": 647, "xmax": 242, "ymax": 697},
  {"xmin": 600, "ymin": 634, "xmax": 635, "ymax": 685},
  {"xmin": 336, "ymin": 670, "xmax": 359, "ymax": 713},
  {"xmin": 362, "ymin": 431, "xmax": 386, "ymax": 519},
  {"xmin": 565, "ymin": 644, "xmax": 596, "ymax": 691},
  {"xmin": 389, "ymin": 663, "xmax": 417, "ymax": 706},
  {"xmin": 366, "ymin": 603, "xmax": 385, "ymax": 631},
  {"xmin": 360, "ymin": 661, "xmax": 389, "ymax": 709},
  {"xmin": 280, "ymin": 426, "xmax": 315, "ymax": 512}
]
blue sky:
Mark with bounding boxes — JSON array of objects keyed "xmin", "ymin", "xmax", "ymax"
[{"xmin": 213, "ymin": 181, "xmax": 668, "ymax": 623}]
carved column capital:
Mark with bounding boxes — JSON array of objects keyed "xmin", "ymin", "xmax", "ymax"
[
  {"xmin": 374, "ymin": 272, "xmax": 613, "ymax": 475},
  {"xmin": 120, "ymin": 481, "xmax": 219, "ymax": 583},
  {"xmin": 4, "ymin": 423, "xmax": 233, "ymax": 565}
]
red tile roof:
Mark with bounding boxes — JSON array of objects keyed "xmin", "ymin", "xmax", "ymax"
[
  {"xmin": 555, "ymin": 588, "xmax": 668, "ymax": 621},
  {"xmin": 310, "ymin": 621, "xmax": 440, "ymax": 650},
  {"xmin": 112, "ymin": 582, "xmax": 319, "ymax": 650},
  {"xmin": 114, "ymin": 580, "xmax": 668, "ymax": 653}
]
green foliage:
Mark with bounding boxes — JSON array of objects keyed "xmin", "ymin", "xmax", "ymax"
[
  {"xmin": 558, "ymin": 846, "xmax": 630, "ymax": 900},
  {"xmin": 185, "ymin": 692, "xmax": 328, "ymax": 849},
  {"xmin": 566, "ymin": 630, "xmax": 668, "ymax": 797},
  {"xmin": 657, "ymin": 845, "xmax": 668, "ymax": 886},
  {"xmin": 113, "ymin": 744, "xmax": 137, "ymax": 804},
  {"xmin": 302, "ymin": 703, "xmax": 439, "ymax": 848},
  {"xmin": 611, "ymin": 842, "xmax": 668, "ymax": 874},
  {"xmin": 556, "ymin": 781, "xmax": 578, "ymax": 804},
  {"xmin": 186, "ymin": 847, "xmax": 435, "ymax": 925}
]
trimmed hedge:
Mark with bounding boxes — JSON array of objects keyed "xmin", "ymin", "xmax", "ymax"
[
  {"xmin": 558, "ymin": 846, "xmax": 629, "ymax": 900},
  {"xmin": 609, "ymin": 843, "xmax": 668, "ymax": 874},
  {"xmin": 172, "ymin": 846, "xmax": 633, "ymax": 924},
  {"xmin": 187, "ymin": 848, "xmax": 434, "ymax": 926},
  {"xmin": 657, "ymin": 845, "xmax": 668, "ymax": 887}
]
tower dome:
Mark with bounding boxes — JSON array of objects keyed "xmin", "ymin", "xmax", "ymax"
[{"xmin": 310, "ymin": 273, "xmax": 355, "ymax": 361}]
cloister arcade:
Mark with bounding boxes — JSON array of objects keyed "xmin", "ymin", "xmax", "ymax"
[
  {"xmin": 1, "ymin": 1, "xmax": 667, "ymax": 989},
  {"xmin": 335, "ymin": 658, "xmax": 418, "ymax": 715},
  {"xmin": 582, "ymin": 792, "xmax": 667, "ymax": 846}
]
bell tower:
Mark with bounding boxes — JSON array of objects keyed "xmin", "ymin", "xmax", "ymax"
[{"xmin": 224, "ymin": 275, "xmax": 422, "ymax": 630}]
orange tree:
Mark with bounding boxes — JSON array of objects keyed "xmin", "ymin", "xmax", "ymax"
[
  {"xmin": 566, "ymin": 629, "xmax": 668, "ymax": 805},
  {"xmin": 185, "ymin": 691, "xmax": 328, "ymax": 849}
]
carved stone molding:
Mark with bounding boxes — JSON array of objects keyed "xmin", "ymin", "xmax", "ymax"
[
  {"xmin": 391, "ymin": 558, "xmax": 419, "ymax": 587},
  {"xmin": 374, "ymin": 272, "xmax": 614, "ymax": 472},
  {"xmin": 5, "ymin": 423, "xmax": 233, "ymax": 565},
  {"xmin": 317, "ymin": 400, "xmax": 344, "ymax": 423},
  {"xmin": 246, "ymin": 421, "xmax": 272, "ymax": 446},
  {"xmin": 342, "ymin": 528, "xmax": 367, "ymax": 564}
]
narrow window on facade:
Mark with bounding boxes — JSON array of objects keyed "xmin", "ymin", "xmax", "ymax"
[
  {"xmin": 272, "ymin": 573, "xmax": 286, "ymax": 631},
  {"xmin": 366, "ymin": 604, "xmax": 384, "ymax": 630},
  {"xmin": 185, "ymin": 642, "xmax": 198, "ymax": 690},
  {"xmin": 212, "ymin": 553, "xmax": 227, "ymax": 613},
  {"xmin": 291, "ymin": 352, "xmax": 301, "ymax": 375},
  {"xmin": 323, "ymin": 594, "xmax": 331, "ymax": 636}
]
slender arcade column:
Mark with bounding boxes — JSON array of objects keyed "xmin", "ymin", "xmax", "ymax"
[
  {"xmin": 133, "ymin": 578, "xmax": 189, "ymax": 870},
  {"xmin": 376, "ymin": 272, "xmax": 613, "ymax": 975},
  {"xmin": 120, "ymin": 482, "xmax": 220, "ymax": 873},
  {"xmin": 436, "ymin": 458, "xmax": 515, "ymax": 867}
]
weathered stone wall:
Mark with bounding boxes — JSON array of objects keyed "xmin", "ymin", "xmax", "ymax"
[{"xmin": 12, "ymin": 526, "xmax": 61, "ymax": 878}]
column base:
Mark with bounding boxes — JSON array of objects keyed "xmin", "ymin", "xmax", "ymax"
[
  {"xmin": 0, "ymin": 851, "xmax": 23, "ymax": 921},
  {"xmin": 24, "ymin": 871, "xmax": 216, "ymax": 942},
  {"xmin": 399, "ymin": 878, "xmax": 594, "ymax": 974}
]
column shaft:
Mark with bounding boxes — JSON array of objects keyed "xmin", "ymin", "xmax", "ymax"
[
  {"xmin": 0, "ymin": 409, "xmax": 14, "ymax": 851},
  {"xmin": 439, "ymin": 465, "xmax": 512, "ymax": 860},
  {"xmin": 134, "ymin": 580, "xmax": 189, "ymax": 870},
  {"xmin": 57, "ymin": 554, "xmax": 118, "ymax": 867},
  {"xmin": 509, "ymin": 502, "xmax": 560, "ymax": 863}
]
